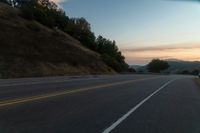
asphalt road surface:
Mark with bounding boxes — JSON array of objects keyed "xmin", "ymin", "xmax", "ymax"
[{"xmin": 0, "ymin": 74, "xmax": 199, "ymax": 133}]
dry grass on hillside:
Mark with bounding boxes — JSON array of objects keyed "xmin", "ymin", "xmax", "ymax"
[{"xmin": 0, "ymin": 3, "xmax": 114, "ymax": 78}]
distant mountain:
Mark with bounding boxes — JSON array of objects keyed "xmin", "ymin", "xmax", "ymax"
[
  {"xmin": 135, "ymin": 59, "xmax": 200, "ymax": 74},
  {"xmin": 165, "ymin": 58, "xmax": 183, "ymax": 62},
  {"xmin": 129, "ymin": 65, "xmax": 142, "ymax": 70}
]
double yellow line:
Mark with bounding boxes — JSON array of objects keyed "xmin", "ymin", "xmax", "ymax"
[{"xmin": 0, "ymin": 77, "xmax": 159, "ymax": 108}]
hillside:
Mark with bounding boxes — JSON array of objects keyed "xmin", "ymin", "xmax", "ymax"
[
  {"xmin": 164, "ymin": 60, "xmax": 200, "ymax": 74},
  {"xmin": 0, "ymin": 3, "xmax": 114, "ymax": 78}
]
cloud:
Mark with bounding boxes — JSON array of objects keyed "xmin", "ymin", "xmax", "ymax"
[
  {"xmin": 121, "ymin": 43, "xmax": 200, "ymax": 52},
  {"xmin": 121, "ymin": 43, "xmax": 200, "ymax": 65}
]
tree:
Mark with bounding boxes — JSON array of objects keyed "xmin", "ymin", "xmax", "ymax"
[
  {"xmin": 147, "ymin": 59, "xmax": 169, "ymax": 73},
  {"xmin": 180, "ymin": 70, "xmax": 190, "ymax": 75},
  {"xmin": 0, "ymin": 0, "xmax": 18, "ymax": 6},
  {"xmin": 66, "ymin": 18, "xmax": 97, "ymax": 50},
  {"xmin": 191, "ymin": 69, "xmax": 199, "ymax": 75},
  {"xmin": 0, "ymin": 0, "xmax": 9, "ymax": 4},
  {"xmin": 96, "ymin": 36, "xmax": 128, "ymax": 72},
  {"xmin": 128, "ymin": 67, "xmax": 136, "ymax": 73}
]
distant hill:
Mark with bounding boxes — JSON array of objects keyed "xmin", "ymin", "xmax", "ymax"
[
  {"xmin": 135, "ymin": 59, "xmax": 200, "ymax": 74},
  {"xmin": 163, "ymin": 60, "xmax": 200, "ymax": 74},
  {"xmin": 0, "ymin": 3, "xmax": 114, "ymax": 78},
  {"xmin": 129, "ymin": 65, "xmax": 142, "ymax": 70}
]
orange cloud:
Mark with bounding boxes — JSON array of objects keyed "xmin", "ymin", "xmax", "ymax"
[{"xmin": 121, "ymin": 44, "xmax": 200, "ymax": 65}]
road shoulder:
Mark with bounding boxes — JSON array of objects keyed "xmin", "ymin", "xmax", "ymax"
[{"xmin": 193, "ymin": 78, "xmax": 200, "ymax": 88}]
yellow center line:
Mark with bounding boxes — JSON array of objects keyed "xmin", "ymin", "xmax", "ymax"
[{"xmin": 0, "ymin": 77, "xmax": 160, "ymax": 107}]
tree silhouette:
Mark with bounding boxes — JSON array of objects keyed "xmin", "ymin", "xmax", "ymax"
[{"xmin": 147, "ymin": 59, "xmax": 169, "ymax": 73}]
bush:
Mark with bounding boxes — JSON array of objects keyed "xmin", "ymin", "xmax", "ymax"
[
  {"xmin": 128, "ymin": 68, "xmax": 136, "ymax": 73},
  {"xmin": 101, "ymin": 54, "xmax": 127, "ymax": 72},
  {"xmin": 191, "ymin": 69, "xmax": 199, "ymax": 75},
  {"xmin": 147, "ymin": 59, "xmax": 169, "ymax": 73}
]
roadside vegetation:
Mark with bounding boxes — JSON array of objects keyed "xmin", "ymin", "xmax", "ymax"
[
  {"xmin": 147, "ymin": 59, "xmax": 169, "ymax": 73},
  {"xmin": 0, "ymin": 0, "xmax": 128, "ymax": 72},
  {"xmin": 178, "ymin": 69, "xmax": 199, "ymax": 75}
]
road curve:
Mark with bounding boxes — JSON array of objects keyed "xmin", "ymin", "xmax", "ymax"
[{"xmin": 0, "ymin": 74, "xmax": 199, "ymax": 133}]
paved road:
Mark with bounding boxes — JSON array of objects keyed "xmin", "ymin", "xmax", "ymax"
[{"xmin": 0, "ymin": 74, "xmax": 199, "ymax": 133}]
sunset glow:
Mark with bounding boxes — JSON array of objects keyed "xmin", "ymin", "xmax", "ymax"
[{"xmin": 122, "ymin": 45, "xmax": 200, "ymax": 65}]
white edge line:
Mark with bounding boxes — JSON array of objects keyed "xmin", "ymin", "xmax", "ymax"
[{"xmin": 102, "ymin": 79, "xmax": 176, "ymax": 133}]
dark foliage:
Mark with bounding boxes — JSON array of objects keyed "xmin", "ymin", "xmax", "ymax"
[
  {"xmin": 178, "ymin": 69, "xmax": 199, "ymax": 75},
  {"xmin": 147, "ymin": 59, "xmax": 169, "ymax": 73},
  {"xmin": 66, "ymin": 18, "xmax": 97, "ymax": 50},
  {"xmin": 11, "ymin": 0, "xmax": 69, "ymax": 28},
  {"xmin": 179, "ymin": 70, "xmax": 190, "ymax": 75},
  {"xmin": 127, "ymin": 68, "xmax": 136, "ymax": 73},
  {"xmin": 1, "ymin": 0, "xmax": 13, "ymax": 6},
  {"xmin": 0, "ymin": 0, "xmax": 6, "ymax": 2},
  {"xmin": 191, "ymin": 69, "xmax": 199, "ymax": 75},
  {"xmin": 96, "ymin": 36, "xmax": 128, "ymax": 72}
]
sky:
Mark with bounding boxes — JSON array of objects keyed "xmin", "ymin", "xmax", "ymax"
[{"xmin": 52, "ymin": 0, "xmax": 200, "ymax": 65}]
